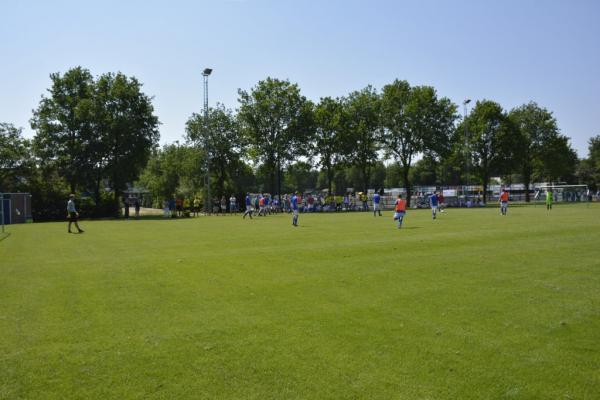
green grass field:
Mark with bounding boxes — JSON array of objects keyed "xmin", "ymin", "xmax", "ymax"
[{"xmin": 2, "ymin": 204, "xmax": 600, "ymax": 399}]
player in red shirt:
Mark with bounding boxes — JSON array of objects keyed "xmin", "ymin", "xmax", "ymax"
[
  {"xmin": 393, "ymin": 194, "xmax": 407, "ymax": 229},
  {"xmin": 499, "ymin": 188, "xmax": 509, "ymax": 215}
]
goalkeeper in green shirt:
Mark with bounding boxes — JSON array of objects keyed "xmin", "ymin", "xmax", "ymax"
[{"xmin": 545, "ymin": 190, "xmax": 553, "ymax": 210}]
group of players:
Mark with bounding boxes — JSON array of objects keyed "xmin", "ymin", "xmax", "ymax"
[
  {"xmin": 242, "ymin": 192, "xmax": 300, "ymax": 226},
  {"xmin": 241, "ymin": 187, "xmax": 557, "ymax": 230},
  {"xmin": 65, "ymin": 187, "xmax": 558, "ymax": 233}
]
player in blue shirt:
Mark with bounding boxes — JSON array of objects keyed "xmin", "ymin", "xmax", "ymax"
[
  {"xmin": 243, "ymin": 193, "xmax": 253, "ymax": 219},
  {"xmin": 429, "ymin": 191, "xmax": 439, "ymax": 220},
  {"xmin": 373, "ymin": 191, "xmax": 382, "ymax": 217},
  {"xmin": 291, "ymin": 191, "xmax": 299, "ymax": 226},
  {"xmin": 264, "ymin": 195, "xmax": 270, "ymax": 215}
]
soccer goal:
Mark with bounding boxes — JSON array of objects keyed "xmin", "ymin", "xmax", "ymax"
[{"xmin": 534, "ymin": 184, "xmax": 589, "ymax": 203}]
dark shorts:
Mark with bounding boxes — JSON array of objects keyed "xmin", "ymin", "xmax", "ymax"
[{"xmin": 68, "ymin": 211, "xmax": 78, "ymax": 220}]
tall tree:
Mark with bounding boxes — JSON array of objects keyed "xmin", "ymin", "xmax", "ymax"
[
  {"xmin": 0, "ymin": 123, "xmax": 33, "ymax": 191},
  {"xmin": 186, "ymin": 103, "xmax": 244, "ymax": 199},
  {"xmin": 463, "ymin": 100, "xmax": 514, "ymax": 203},
  {"xmin": 94, "ymin": 72, "xmax": 160, "ymax": 201},
  {"xmin": 509, "ymin": 102, "xmax": 565, "ymax": 201},
  {"xmin": 237, "ymin": 78, "xmax": 313, "ymax": 198},
  {"xmin": 589, "ymin": 135, "xmax": 600, "ymax": 164},
  {"xmin": 536, "ymin": 134, "xmax": 578, "ymax": 182},
  {"xmin": 31, "ymin": 67, "xmax": 96, "ymax": 193},
  {"xmin": 341, "ymin": 86, "xmax": 381, "ymax": 192},
  {"xmin": 313, "ymin": 97, "xmax": 345, "ymax": 194},
  {"xmin": 31, "ymin": 67, "xmax": 159, "ymax": 203},
  {"xmin": 380, "ymin": 80, "xmax": 457, "ymax": 205},
  {"xmin": 577, "ymin": 135, "xmax": 600, "ymax": 190}
]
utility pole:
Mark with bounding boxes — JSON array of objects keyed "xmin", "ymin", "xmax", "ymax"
[
  {"xmin": 203, "ymin": 68, "xmax": 212, "ymax": 214},
  {"xmin": 463, "ymin": 99, "xmax": 471, "ymax": 201}
]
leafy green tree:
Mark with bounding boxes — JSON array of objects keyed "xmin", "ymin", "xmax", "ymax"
[
  {"xmin": 238, "ymin": 78, "xmax": 314, "ymax": 198},
  {"xmin": 536, "ymin": 134, "xmax": 578, "ymax": 182},
  {"xmin": 380, "ymin": 80, "xmax": 457, "ymax": 205},
  {"xmin": 138, "ymin": 143, "xmax": 204, "ymax": 204},
  {"xmin": 186, "ymin": 103, "xmax": 244, "ymax": 199},
  {"xmin": 0, "ymin": 123, "xmax": 33, "ymax": 191},
  {"xmin": 577, "ymin": 135, "xmax": 600, "ymax": 190},
  {"xmin": 94, "ymin": 72, "xmax": 160, "ymax": 201},
  {"xmin": 341, "ymin": 86, "xmax": 381, "ymax": 192},
  {"xmin": 509, "ymin": 102, "xmax": 567, "ymax": 201},
  {"xmin": 283, "ymin": 162, "xmax": 318, "ymax": 193},
  {"xmin": 384, "ymin": 163, "xmax": 404, "ymax": 188},
  {"xmin": 462, "ymin": 100, "xmax": 515, "ymax": 203},
  {"xmin": 313, "ymin": 97, "xmax": 345, "ymax": 194},
  {"xmin": 589, "ymin": 135, "xmax": 600, "ymax": 164},
  {"xmin": 31, "ymin": 67, "xmax": 159, "ymax": 205},
  {"xmin": 410, "ymin": 156, "xmax": 438, "ymax": 186},
  {"xmin": 370, "ymin": 161, "xmax": 387, "ymax": 191},
  {"xmin": 576, "ymin": 158, "xmax": 598, "ymax": 190},
  {"xmin": 229, "ymin": 161, "xmax": 257, "ymax": 196},
  {"xmin": 31, "ymin": 67, "xmax": 96, "ymax": 193}
]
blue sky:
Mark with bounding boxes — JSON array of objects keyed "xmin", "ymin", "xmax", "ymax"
[{"xmin": 1, "ymin": 0, "xmax": 599, "ymax": 156}]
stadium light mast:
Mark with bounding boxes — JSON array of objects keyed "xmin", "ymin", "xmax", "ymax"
[
  {"xmin": 203, "ymin": 68, "xmax": 212, "ymax": 214},
  {"xmin": 463, "ymin": 99, "xmax": 471, "ymax": 201}
]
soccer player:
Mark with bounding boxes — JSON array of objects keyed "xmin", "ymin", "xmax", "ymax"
[
  {"xmin": 243, "ymin": 193, "xmax": 253, "ymax": 219},
  {"xmin": 429, "ymin": 191, "xmax": 439, "ymax": 219},
  {"xmin": 393, "ymin": 194, "xmax": 407, "ymax": 229},
  {"xmin": 258, "ymin": 195, "xmax": 265, "ymax": 216},
  {"xmin": 499, "ymin": 188, "xmax": 509, "ymax": 215},
  {"xmin": 291, "ymin": 191, "xmax": 299, "ymax": 226},
  {"xmin": 546, "ymin": 190, "xmax": 553, "ymax": 210},
  {"xmin": 438, "ymin": 192, "xmax": 445, "ymax": 213},
  {"xmin": 67, "ymin": 194, "xmax": 84, "ymax": 233},
  {"xmin": 373, "ymin": 191, "xmax": 382, "ymax": 217},
  {"xmin": 229, "ymin": 194, "xmax": 237, "ymax": 214}
]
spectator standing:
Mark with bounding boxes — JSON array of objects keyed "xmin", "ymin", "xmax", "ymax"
[
  {"xmin": 220, "ymin": 196, "xmax": 227, "ymax": 215},
  {"xmin": 229, "ymin": 194, "xmax": 237, "ymax": 214},
  {"xmin": 123, "ymin": 197, "xmax": 130, "ymax": 219},
  {"xmin": 134, "ymin": 198, "xmax": 141, "ymax": 219},
  {"xmin": 67, "ymin": 194, "xmax": 84, "ymax": 233}
]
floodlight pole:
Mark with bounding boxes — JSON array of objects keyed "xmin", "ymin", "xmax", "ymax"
[
  {"xmin": 463, "ymin": 99, "xmax": 471, "ymax": 200},
  {"xmin": 203, "ymin": 68, "xmax": 212, "ymax": 214}
]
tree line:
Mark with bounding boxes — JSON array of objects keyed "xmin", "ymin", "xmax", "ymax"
[
  {"xmin": 143, "ymin": 77, "xmax": 585, "ymax": 206},
  {"xmin": 1, "ymin": 67, "xmax": 598, "ymax": 219}
]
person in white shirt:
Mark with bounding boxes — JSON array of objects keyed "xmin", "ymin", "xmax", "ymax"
[{"xmin": 67, "ymin": 194, "xmax": 84, "ymax": 233}]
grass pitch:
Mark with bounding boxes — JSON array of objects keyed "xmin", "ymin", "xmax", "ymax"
[{"xmin": 1, "ymin": 204, "xmax": 600, "ymax": 399}]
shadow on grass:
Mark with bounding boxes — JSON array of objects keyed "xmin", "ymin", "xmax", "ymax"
[{"xmin": 0, "ymin": 232, "xmax": 12, "ymax": 242}]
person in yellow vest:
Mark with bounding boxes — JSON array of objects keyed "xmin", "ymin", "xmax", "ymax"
[{"xmin": 193, "ymin": 197, "xmax": 201, "ymax": 217}]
